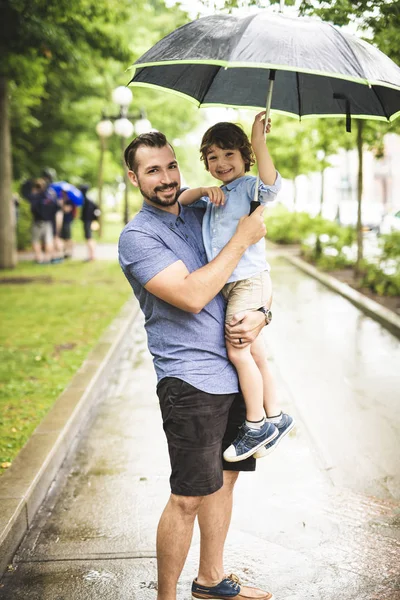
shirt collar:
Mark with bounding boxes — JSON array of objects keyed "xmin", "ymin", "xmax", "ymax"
[
  {"xmin": 141, "ymin": 199, "xmax": 185, "ymax": 224},
  {"xmin": 221, "ymin": 175, "xmax": 247, "ymax": 192}
]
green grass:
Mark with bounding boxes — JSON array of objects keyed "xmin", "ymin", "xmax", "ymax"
[
  {"xmin": 0, "ymin": 260, "xmax": 132, "ymax": 474},
  {"xmin": 72, "ymin": 217, "xmax": 124, "ymax": 244}
]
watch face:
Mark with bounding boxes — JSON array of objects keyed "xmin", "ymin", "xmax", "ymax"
[{"xmin": 265, "ymin": 309, "xmax": 272, "ymax": 324}]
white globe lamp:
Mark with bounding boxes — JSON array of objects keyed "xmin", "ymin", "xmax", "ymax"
[
  {"xmin": 112, "ymin": 86, "xmax": 133, "ymax": 108},
  {"xmin": 114, "ymin": 118, "xmax": 135, "ymax": 138},
  {"xmin": 96, "ymin": 119, "xmax": 114, "ymax": 138}
]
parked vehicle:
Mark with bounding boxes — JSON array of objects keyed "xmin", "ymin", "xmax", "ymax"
[
  {"xmin": 337, "ymin": 202, "xmax": 383, "ymax": 232},
  {"xmin": 379, "ymin": 210, "xmax": 400, "ymax": 235}
]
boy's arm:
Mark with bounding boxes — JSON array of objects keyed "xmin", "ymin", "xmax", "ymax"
[
  {"xmin": 251, "ymin": 111, "xmax": 277, "ymax": 186},
  {"xmin": 179, "ymin": 186, "xmax": 226, "ymax": 206}
]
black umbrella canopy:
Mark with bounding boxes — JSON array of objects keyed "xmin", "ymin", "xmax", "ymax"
[{"xmin": 129, "ymin": 11, "xmax": 400, "ymax": 122}]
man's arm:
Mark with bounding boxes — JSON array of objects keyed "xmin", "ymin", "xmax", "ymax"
[
  {"xmin": 145, "ymin": 205, "xmax": 266, "ymax": 313},
  {"xmin": 251, "ymin": 111, "xmax": 276, "ymax": 186},
  {"xmin": 179, "ymin": 186, "xmax": 225, "ymax": 206}
]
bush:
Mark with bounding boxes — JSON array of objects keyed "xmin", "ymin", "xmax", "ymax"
[
  {"xmin": 266, "ymin": 205, "xmax": 400, "ymax": 297},
  {"xmin": 359, "ymin": 260, "xmax": 400, "ymax": 296},
  {"xmin": 265, "ymin": 205, "xmax": 315, "ymax": 244},
  {"xmin": 380, "ymin": 231, "xmax": 400, "ymax": 260}
]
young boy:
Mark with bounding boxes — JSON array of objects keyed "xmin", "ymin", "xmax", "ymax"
[{"xmin": 179, "ymin": 111, "xmax": 294, "ymax": 462}]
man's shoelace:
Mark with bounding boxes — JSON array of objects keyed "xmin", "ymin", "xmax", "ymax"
[{"xmin": 226, "ymin": 573, "xmax": 241, "ymax": 592}]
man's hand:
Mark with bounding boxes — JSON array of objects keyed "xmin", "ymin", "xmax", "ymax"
[
  {"xmin": 225, "ymin": 310, "xmax": 265, "ymax": 347},
  {"xmin": 201, "ymin": 186, "xmax": 225, "ymax": 206},
  {"xmin": 233, "ymin": 204, "xmax": 266, "ymax": 248}
]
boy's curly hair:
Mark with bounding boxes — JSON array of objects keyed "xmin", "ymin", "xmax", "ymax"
[{"xmin": 200, "ymin": 122, "xmax": 255, "ymax": 172}]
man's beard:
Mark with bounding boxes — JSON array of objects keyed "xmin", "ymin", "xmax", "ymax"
[{"xmin": 140, "ymin": 182, "xmax": 179, "ymax": 207}]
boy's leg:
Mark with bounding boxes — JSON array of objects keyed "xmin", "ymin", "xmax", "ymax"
[
  {"xmin": 250, "ymin": 335, "xmax": 280, "ymax": 418},
  {"xmin": 227, "ymin": 341, "xmax": 264, "ymax": 421},
  {"xmin": 157, "ymin": 493, "xmax": 204, "ymax": 600},
  {"xmin": 251, "ymin": 337, "xmax": 296, "ymax": 459}
]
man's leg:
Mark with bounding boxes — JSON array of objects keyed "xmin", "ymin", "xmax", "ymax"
[
  {"xmin": 157, "ymin": 494, "xmax": 204, "ymax": 600},
  {"xmin": 196, "ymin": 470, "xmax": 239, "ymax": 586}
]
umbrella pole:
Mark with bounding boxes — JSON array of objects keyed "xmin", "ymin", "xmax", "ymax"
[{"xmin": 253, "ymin": 70, "xmax": 276, "ymax": 204}]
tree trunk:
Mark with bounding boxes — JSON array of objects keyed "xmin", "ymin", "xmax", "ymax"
[
  {"xmin": 0, "ymin": 76, "xmax": 17, "ymax": 269},
  {"xmin": 355, "ymin": 120, "xmax": 364, "ymax": 275}
]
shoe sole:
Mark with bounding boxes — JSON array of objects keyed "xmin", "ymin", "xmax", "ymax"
[
  {"xmin": 192, "ymin": 594, "xmax": 274, "ymax": 600},
  {"xmin": 253, "ymin": 419, "xmax": 296, "ymax": 459},
  {"xmin": 223, "ymin": 428, "xmax": 279, "ymax": 463}
]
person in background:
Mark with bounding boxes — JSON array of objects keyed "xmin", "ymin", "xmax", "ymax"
[
  {"xmin": 20, "ymin": 178, "xmax": 60, "ymax": 264},
  {"xmin": 60, "ymin": 190, "xmax": 76, "ymax": 259},
  {"xmin": 41, "ymin": 168, "xmax": 64, "ymax": 261},
  {"xmin": 79, "ymin": 184, "xmax": 101, "ymax": 262}
]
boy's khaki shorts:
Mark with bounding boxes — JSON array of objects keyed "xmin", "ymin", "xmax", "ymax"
[{"xmin": 222, "ymin": 270, "xmax": 272, "ymax": 323}]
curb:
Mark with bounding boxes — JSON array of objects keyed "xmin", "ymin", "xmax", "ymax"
[
  {"xmin": 283, "ymin": 253, "xmax": 400, "ymax": 339},
  {"xmin": 0, "ymin": 297, "xmax": 140, "ymax": 577}
]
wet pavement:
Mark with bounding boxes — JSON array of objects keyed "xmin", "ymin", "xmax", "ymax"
[{"xmin": 1, "ymin": 255, "xmax": 399, "ymax": 600}]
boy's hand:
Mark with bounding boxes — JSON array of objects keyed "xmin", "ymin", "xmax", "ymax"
[
  {"xmin": 201, "ymin": 186, "xmax": 225, "ymax": 206},
  {"xmin": 251, "ymin": 111, "xmax": 271, "ymax": 146}
]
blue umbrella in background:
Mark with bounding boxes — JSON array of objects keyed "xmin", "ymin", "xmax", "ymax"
[{"xmin": 49, "ymin": 181, "xmax": 84, "ymax": 206}]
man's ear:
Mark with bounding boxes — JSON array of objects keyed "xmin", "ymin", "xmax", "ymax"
[{"xmin": 128, "ymin": 170, "xmax": 139, "ymax": 187}]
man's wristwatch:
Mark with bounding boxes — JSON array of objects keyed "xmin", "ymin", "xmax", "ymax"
[{"xmin": 257, "ymin": 306, "xmax": 272, "ymax": 325}]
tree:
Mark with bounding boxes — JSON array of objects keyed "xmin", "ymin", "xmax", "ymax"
[
  {"xmin": 299, "ymin": 0, "xmax": 400, "ymax": 272},
  {"xmin": 0, "ymin": 0, "xmax": 199, "ymax": 266},
  {"xmin": 0, "ymin": 0, "xmax": 132, "ymax": 268}
]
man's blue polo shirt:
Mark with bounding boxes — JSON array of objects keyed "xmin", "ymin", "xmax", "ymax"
[{"xmin": 118, "ymin": 200, "xmax": 239, "ymax": 394}]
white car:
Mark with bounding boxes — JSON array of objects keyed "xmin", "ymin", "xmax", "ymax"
[{"xmin": 379, "ymin": 210, "xmax": 400, "ymax": 235}]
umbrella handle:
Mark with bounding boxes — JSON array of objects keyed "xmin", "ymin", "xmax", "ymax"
[{"xmin": 253, "ymin": 70, "xmax": 276, "ymax": 205}]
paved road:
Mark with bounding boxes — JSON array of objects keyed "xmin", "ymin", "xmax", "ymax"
[{"xmin": 1, "ymin": 256, "xmax": 399, "ymax": 600}]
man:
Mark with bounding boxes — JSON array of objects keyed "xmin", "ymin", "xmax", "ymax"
[
  {"xmin": 118, "ymin": 132, "xmax": 274, "ymax": 600},
  {"xmin": 79, "ymin": 184, "xmax": 100, "ymax": 262},
  {"xmin": 21, "ymin": 177, "xmax": 59, "ymax": 264}
]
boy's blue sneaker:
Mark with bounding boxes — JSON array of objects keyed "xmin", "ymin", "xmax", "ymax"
[
  {"xmin": 253, "ymin": 413, "xmax": 295, "ymax": 459},
  {"xmin": 192, "ymin": 573, "xmax": 274, "ymax": 599},
  {"xmin": 223, "ymin": 420, "xmax": 278, "ymax": 462}
]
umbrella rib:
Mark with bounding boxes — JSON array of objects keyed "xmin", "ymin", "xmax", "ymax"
[
  {"xmin": 326, "ymin": 22, "xmax": 366, "ymax": 81},
  {"xmin": 296, "ymin": 72, "xmax": 302, "ymax": 120},
  {"xmin": 198, "ymin": 66, "xmax": 223, "ymax": 104},
  {"xmin": 371, "ymin": 85, "xmax": 390, "ymax": 121}
]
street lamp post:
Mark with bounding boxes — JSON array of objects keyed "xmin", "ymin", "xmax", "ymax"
[{"xmin": 96, "ymin": 86, "xmax": 152, "ymax": 225}]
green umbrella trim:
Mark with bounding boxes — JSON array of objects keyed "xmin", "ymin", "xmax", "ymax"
[
  {"xmin": 129, "ymin": 81, "xmax": 400, "ymax": 122},
  {"xmin": 129, "ymin": 61, "xmax": 400, "ymax": 91}
]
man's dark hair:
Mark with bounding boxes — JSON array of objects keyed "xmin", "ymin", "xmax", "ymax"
[
  {"xmin": 124, "ymin": 131, "xmax": 174, "ymax": 173},
  {"xmin": 200, "ymin": 122, "xmax": 255, "ymax": 172}
]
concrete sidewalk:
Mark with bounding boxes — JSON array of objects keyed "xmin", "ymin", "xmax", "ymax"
[
  {"xmin": 18, "ymin": 242, "xmax": 118, "ymax": 262},
  {"xmin": 0, "ymin": 256, "xmax": 399, "ymax": 600}
]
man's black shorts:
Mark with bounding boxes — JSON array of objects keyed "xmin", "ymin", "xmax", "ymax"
[
  {"xmin": 157, "ymin": 377, "xmax": 256, "ymax": 497},
  {"xmin": 83, "ymin": 220, "xmax": 92, "ymax": 239}
]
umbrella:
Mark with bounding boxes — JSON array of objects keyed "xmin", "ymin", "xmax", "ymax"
[
  {"xmin": 128, "ymin": 11, "xmax": 400, "ymax": 126},
  {"xmin": 49, "ymin": 181, "xmax": 84, "ymax": 206}
]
